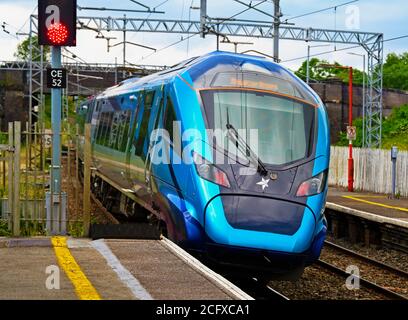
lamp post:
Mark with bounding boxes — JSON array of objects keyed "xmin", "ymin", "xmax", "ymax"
[
  {"xmin": 319, "ymin": 63, "xmax": 354, "ymax": 192},
  {"xmin": 348, "ymin": 52, "xmax": 366, "ymax": 147}
]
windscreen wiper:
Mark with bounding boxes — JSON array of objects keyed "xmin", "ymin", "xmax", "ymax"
[{"xmin": 225, "ymin": 121, "xmax": 268, "ymax": 176}]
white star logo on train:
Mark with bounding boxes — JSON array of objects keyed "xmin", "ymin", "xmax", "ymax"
[{"xmin": 257, "ymin": 177, "xmax": 270, "ymax": 191}]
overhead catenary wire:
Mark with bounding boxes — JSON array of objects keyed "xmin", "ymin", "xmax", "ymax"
[
  {"xmin": 280, "ymin": 34, "xmax": 408, "ymax": 64},
  {"xmin": 133, "ymin": 0, "xmax": 268, "ymax": 63},
  {"xmin": 283, "ymin": 0, "xmax": 359, "ymax": 23}
]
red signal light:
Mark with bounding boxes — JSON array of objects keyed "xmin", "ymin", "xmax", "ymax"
[{"xmin": 47, "ymin": 23, "xmax": 69, "ymax": 45}]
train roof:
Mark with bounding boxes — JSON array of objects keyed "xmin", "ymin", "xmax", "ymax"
[{"xmin": 98, "ymin": 51, "xmax": 318, "ymax": 104}]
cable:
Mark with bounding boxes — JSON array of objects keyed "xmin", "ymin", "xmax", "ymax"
[
  {"xmin": 63, "ymin": 47, "xmax": 89, "ymax": 65},
  {"xmin": 16, "ymin": 6, "xmax": 38, "ymax": 33},
  {"xmin": 133, "ymin": 0, "xmax": 268, "ymax": 63},
  {"xmin": 216, "ymin": 0, "xmax": 267, "ymax": 25},
  {"xmin": 281, "ymin": 34, "xmax": 408, "ymax": 63},
  {"xmin": 283, "ymin": 0, "xmax": 358, "ymax": 23},
  {"xmin": 154, "ymin": 0, "xmax": 170, "ymax": 10},
  {"xmin": 187, "ymin": 0, "xmax": 195, "ymax": 57},
  {"xmin": 128, "ymin": 0, "xmax": 171, "ymax": 45}
]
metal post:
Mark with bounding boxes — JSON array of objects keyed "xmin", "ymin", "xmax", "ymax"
[
  {"xmin": 349, "ymin": 52, "xmax": 366, "ymax": 148},
  {"xmin": 348, "ymin": 67, "xmax": 354, "ymax": 192},
  {"xmin": 362, "ymin": 55, "xmax": 366, "ymax": 148},
  {"xmin": 46, "ymin": 46, "xmax": 67, "ymax": 235},
  {"xmin": 83, "ymin": 124, "xmax": 91, "ymax": 237},
  {"xmin": 12, "ymin": 122, "xmax": 21, "ymax": 236},
  {"xmin": 115, "ymin": 57, "xmax": 118, "ymax": 84},
  {"xmin": 51, "ymin": 46, "xmax": 62, "ymax": 193},
  {"xmin": 273, "ymin": 0, "xmax": 280, "ymax": 62},
  {"xmin": 123, "ymin": 15, "xmax": 127, "ymax": 78},
  {"xmin": 391, "ymin": 146, "xmax": 398, "ymax": 198},
  {"xmin": 200, "ymin": 0, "xmax": 207, "ymax": 38},
  {"xmin": 8, "ymin": 123, "xmax": 13, "ymax": 231},
  {"xmin": 306, "ymin": 45, "xmax": 310, "ymax": 84}
]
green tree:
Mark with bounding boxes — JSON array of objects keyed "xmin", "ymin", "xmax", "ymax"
[
  {"xmin": 14, "ymin": 35, "xmax": 50, "ymax": 61},
  {"xmin": 383, "ymin": 53, "xmax": 408, "ymax": 91},
  {"xmin": 296, "ymin": 52, "xmax": 408, "ymax": 91},
  {"xmin": 295, "ymin": 58, "xmax": 365, "ymax": 85}
]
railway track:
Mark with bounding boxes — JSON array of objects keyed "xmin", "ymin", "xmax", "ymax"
[
  {"xmin": 319, "ymin": 241, "xmax": 408, "ymax": 300},
  {"xmin": 324, "ymin": 241, "xmax": 408, "ymax": 279},
  {"xmin": 224, "ymin": 277, "xmax": 290, "ymax": 301}
]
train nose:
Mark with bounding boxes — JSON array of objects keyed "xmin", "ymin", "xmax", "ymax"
[{"xmin": 204, "ymin": 195, "xmax": 316, "ymax": 253}]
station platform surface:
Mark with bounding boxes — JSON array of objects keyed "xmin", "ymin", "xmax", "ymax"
[
  {"xmin": 0, "ymin": 237, "xmax": 250, "ymax": 300},
  {"xmin": 327, "ymin": 187, "xmax": 408, "ymax": 223}
]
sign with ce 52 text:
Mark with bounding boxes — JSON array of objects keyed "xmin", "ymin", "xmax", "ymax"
[{"xmin": 47, "ymin": 68, "xmax": 67, "ymax": 89}]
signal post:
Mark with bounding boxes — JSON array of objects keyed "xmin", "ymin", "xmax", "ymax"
[{"xmin": 38, "ymin": 0, "xmax": 77, "ymax": 234}]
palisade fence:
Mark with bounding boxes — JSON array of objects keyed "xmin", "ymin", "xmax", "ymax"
[
  {"xmin": 0, "ymin": 121, "xmax": 86, "ymax": 237},
  {"xmin": 329, "ymin": 146, "xmax": 408, "ymax": 197}
]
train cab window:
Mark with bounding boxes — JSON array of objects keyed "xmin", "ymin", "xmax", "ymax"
[
  {"xmin": 135, "ymin": 91, "xmax": 155, "ymax": 156},
  {"xmin": 201, "ymin": 90, "xmax": 315, "ymax": 166}
]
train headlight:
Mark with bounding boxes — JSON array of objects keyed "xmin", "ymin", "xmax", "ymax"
[
  {"xmin": 296, "ymin": 170, "xmax": 328, "ymax": 197},
  {"xmin": 193, "ymin": 152, "xmax": 231, "ymax": 188}
]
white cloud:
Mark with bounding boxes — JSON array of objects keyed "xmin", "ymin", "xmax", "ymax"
[{"xmin": 0, "ymin": 2, "xmax": 36, "ymax": 60}]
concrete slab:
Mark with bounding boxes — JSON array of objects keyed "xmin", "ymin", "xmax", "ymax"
[
  {"xmin": 70, "ymin": 247, "xmax": 135, "ymax": 300},
  {"xmin": 106, "ymin": 239, "xmax": 234, "ymax": 300},
  {"xmin": 0, "ymin": 247, "xmax": 76, "ymax": 300},
  {"xmin": 328, "ymin": 187, "xmax": 408, "ymax": 221},
  {"xmin": 0, "ymin": 237, "xmax": 248, "ymax": 300}
]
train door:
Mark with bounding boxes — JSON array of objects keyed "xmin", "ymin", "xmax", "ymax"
[
  {"xmin": 145, "ymin": 86, "xmax": 164, "ymax": 204},
  {"xmin": 148, "ymin": 87, "xmax": 182, "ymax": 190},
  {"xmin": 125, "ymin": 92, "xmax": 141, "ymax": 178},
  {"xmin": 127, "ymin": 90, "xmax": 156, "ymax": 204}
]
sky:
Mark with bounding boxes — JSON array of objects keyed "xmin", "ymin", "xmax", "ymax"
[{"xmin": 0, "ymin": 0, "xmax": 407, "ymax": 72}]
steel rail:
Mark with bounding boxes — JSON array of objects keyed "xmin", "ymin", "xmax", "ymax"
[
  {"xmin": 324, "ymin": 240, "xmax": 408, "ymax": 279},
  {"xmin": 316, "ymin": 259, "xmax": 408, "ymax": 300}
]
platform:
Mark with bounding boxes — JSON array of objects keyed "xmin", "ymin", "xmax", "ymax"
[
  {"xmin": 327, "ymin": 187, "xmax": 408, "ymax": 227},
  {"xmin": 0, "ymin": 237, "xmax": 251, "ymax": 300}
]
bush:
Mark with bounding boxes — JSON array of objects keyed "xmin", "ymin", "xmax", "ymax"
[{"xmin": 336, "ymin": 104, "xmax": 408, "ymax": 150}]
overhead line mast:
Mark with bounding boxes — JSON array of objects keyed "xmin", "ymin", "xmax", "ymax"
[{"xmin": 273, "ymin": 0, "xmax": 280, "ymax": 62}]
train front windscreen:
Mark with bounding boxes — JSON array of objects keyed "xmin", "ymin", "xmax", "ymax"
[{"xmin": 200, "ymin": 89, "xmax": 316, "ymax": 166}]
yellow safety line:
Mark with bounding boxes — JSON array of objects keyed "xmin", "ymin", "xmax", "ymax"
[
  {"xmin": 343, "ymin": 195, "xmax": 408, "ymax": 213},
  {"xmin": 348, "ymin": 195, "xmax": 387, "ymax": 199},
  {"xmin": 51, "ymin": 237, "xmax": 101, "ymax": 300}
]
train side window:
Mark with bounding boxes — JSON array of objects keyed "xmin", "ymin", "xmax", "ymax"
[
  {"xmin": 164, "ymin": 97, "xmax": 179, "ymax": 144},
  {"xmin": 135, "ymin": 91, "xmax": 155, "ymax": 156},
  {"xmin": 85, "ymin": 100, "xmax": 95, "ymax": 123},
  {"xmin": 153, "ymin": 97, "xmax": 164, "ymax": 131},
  {"xmin": 96, "ymin": 111, "xmax": 113, "ymax": 147},
  {"xmin": 117, "ymin": 110, "xmax": 132, "ymax": 152},
  {"xmin": 95, "ymin": 111, "xmax": 106, "ymax": 145}
]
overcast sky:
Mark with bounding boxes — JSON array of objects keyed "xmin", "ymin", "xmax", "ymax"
[{"xmin": 0, "ymin": 0, "xmax": 407, "ymax": 71}]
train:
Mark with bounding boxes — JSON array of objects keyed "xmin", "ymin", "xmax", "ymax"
[{"xmin": 77, "ymin": 51, "xmax": 330, "ymax": 280}]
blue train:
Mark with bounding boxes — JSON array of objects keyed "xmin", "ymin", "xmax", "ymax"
[{"xmin": 78, "ymin": 51, "xmax": 330, "ymax": 279}]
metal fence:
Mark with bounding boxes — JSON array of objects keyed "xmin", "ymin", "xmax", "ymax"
[
  {"xmin": 329, "ymin": 146, "xmax": 408, "ymax": 197},
  {"xmin": 0, "ymin": 121, "xmax": 85, "ymax": 237}
]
